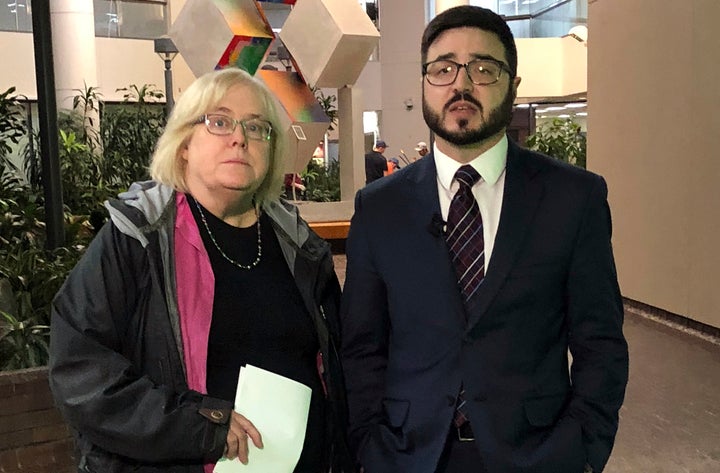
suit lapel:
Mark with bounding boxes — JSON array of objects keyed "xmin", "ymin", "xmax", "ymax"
[
  {"xmin": 407, "ymin": 154, "xmax": 468, "ymax": 323},
  {"xmin": 465, "ymin": 141, "xmax": 546, "ymax": 331}
]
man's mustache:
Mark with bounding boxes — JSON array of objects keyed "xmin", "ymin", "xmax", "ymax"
[{"xmin": 445, "ymin": 92, "xmax": 483, "ymax": 112}]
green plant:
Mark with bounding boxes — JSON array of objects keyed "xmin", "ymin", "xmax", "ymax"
[
  {"xmin": 71, "ymin": 82, "xmax": 103, "ymax": 150},
  {"xmin": 0, "ymin": 87, "xmax": 27, "ymax": 176},
  {"xmin": 526, "ymin": 117, "xmax": 586, "ymax": 168},
  {"xmin": 311, "ymin": 87, "xmax": 338, "ymax": 131},
  {"xmin": 302, "ymin": 160, "xmax": 340, "ymax": 202},
  {"xmin": 0, "ymin": 176, "xmax": 45, "ymax": 249},
  {"xmin": 0, "ymin": 83, "xmax": 166, "ymax": 371},
  {"xmin": 0, "ymin": 309, "xmax": 50, "ymax": 370},
  {"xmin": 0, "ymin": 176, "xmax": 88, "ymax": 370},
  {"xmin": 101, "ymin": 84, "xmax": 165, "ymax": 186}
]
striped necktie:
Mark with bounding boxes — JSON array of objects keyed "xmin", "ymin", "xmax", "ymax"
[
  {"xmin": 446, "ymin": 165, "xmax": 484, "ymax": 435},
  {"xmin": 446, "ymin": 165, "xmax": 485, "ymax": 305}
]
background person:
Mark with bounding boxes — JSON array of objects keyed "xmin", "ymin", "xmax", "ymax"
[
  {"xmin": 364, "ymin": 140, "xmax": 389, "ymax": 184},
  {"xmin": 49, "ymin": 68, "xmax": 352, "ymax": 473},
  {"xmin": 340, "ymin": 6, "xmax": 628, "ymax": 473},
  {"xmin": 385, "ymin": 157, "xmax": 401, "ymax": 176},
  {"xmin": 284, "ymin": 172, "xmax": 306, "ymax": 200},
  {"xmin": 415, "ymin": 141, "xmax": 430, "ymax": 160}
]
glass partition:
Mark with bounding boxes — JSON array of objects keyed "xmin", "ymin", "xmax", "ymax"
[
  {"xmin": 0, "ymin": 0, "xmax": 168, "ymax": 39},
  {"xmin": 474, "ymin": 0, "xmax": 587, "ymax": 38},
  {"xmin": 0, "ymin": 1, "xmax": 32, "ymax": 32},
  {"xmin": 93, "ymin": 0, "xmax": 168, "ymax": 39}
]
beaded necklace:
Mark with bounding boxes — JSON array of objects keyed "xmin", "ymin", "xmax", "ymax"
[{"xmin": 191, "ymin": 195, "xmax": 261, "ymax": 270}]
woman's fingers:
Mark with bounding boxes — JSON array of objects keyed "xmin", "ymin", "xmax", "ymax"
[{"xmin": 225, "ymin": 412, "xmax": 263, "ymax": 464}]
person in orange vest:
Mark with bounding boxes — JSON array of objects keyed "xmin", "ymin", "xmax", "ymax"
[{"xmin": 385, "ymin": 157, "xmax": 401, "ymax": 176}]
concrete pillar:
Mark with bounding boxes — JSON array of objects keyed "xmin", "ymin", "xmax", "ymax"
[
  {"xmin": 50, "ymin": 0, "xmax": 98, "ymax": 112},
  {"xmin": 338, "ymin": 85, "xmax": 366, "ymax": 200}
]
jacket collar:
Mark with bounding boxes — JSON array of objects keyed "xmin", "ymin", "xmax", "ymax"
[
  {"xmin": 106, "ymin": 180, "xmax": 175, "ymax": 247},
  {"xmin": 107, "ymin": 181, "xmax": 328, "ymax": 260}
]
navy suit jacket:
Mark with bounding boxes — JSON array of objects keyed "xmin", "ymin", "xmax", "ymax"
[{"xmin": 340, "ymin": 140, "xmax": 629, "ymax": 473}]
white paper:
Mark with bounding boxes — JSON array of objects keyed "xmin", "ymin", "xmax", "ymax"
[{"xmin": 214, "ymin": 364, "xmax": 312, "ymax": 473}]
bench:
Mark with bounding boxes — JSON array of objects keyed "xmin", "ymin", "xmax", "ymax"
[{"xmin": 309, "ymin": 221, "xmax": 351, "ymax": 240}]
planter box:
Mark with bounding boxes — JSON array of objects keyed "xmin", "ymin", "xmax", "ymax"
[{"xmin": 0, "ymin": 367, "xmax": 75, "ymax": 473}]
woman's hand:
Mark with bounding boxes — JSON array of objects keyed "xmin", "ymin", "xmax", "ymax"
[{"xmin": 224, "ymin": 411, "xmax": 263, "ymax": 464}]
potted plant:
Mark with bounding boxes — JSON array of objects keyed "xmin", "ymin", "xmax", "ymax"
[
  {"xmin": 0, "ymin": 84, "xmax": 165, "ymax": 371},
  {"xmin": 526, "ymin": 117, "xmax": 586, "ymax": 168}
]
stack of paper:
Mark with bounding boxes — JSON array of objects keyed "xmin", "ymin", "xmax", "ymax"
[{"xmin": 214, "ymin": 365, "xmax": 311, "ymax": 473}]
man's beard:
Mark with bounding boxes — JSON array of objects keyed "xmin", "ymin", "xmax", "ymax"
[{"xmin": 422, "ymin": 85, "xmax": 515, "ymax": 146}]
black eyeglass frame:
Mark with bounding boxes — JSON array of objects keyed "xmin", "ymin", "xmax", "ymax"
[
  {"xmin": 195, "ymin": 114, "xmax": 273, "ymax": 141},
  {"xmin": 422, "ymin": 58, "xmax": 513, "ymax": 86}
]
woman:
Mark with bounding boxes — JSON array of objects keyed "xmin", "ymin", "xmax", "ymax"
[{"xmin": 49, "ymin": 68, "xmax": 352, "ymax": 473}]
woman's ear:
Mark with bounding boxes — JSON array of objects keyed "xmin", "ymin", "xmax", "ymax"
[{"xmin": 180, "ymin": 139, "xmax": 190, "ymax": 161}]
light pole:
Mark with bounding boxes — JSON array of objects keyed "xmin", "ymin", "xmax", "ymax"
[{"xmin": 154, "ymin": 37, "xmax": 178, "ymax": 118}]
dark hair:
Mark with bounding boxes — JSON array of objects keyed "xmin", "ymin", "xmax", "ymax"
[{"xmin": 421, "ymin": 5, "xmax": 517, "ymax": 78}]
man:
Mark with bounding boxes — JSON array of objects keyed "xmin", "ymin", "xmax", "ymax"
[
  {"xmin": 340, "ymin": 6, "xmax": 628, "ymax": 473},
  {"xmin": 415, "ymin": 141, "xmax": 430, "ymax": 160},
  {"xmin": 365, "ymin": 140, "xmax": 389, "ymax": 184},
  {"xmin": 387, "ymin": 157, "xmax": 401, "ymax": 175}
]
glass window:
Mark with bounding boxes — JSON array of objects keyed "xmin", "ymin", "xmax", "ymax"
[
  {"xmin": 94, "ymin": 0, "xmax": 168, "ymax": 39},
  {"xmin": 533, "ymin": 101, "xmax": 587, "ymax": 131},
  {"xmin": 501, "ymin": 0, "xmax": 587, "ymax": 39},
  {"xmin": 0, "ymin": 1, "xmax": 32, "ymax": 32},
  {"xmin": 0, "ymin": 1, "xmax": 168, "ymax": 38}
]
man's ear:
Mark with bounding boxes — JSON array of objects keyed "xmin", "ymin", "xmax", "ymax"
[{"xmin": 512, "ymin": 76, "xmax": 522, "ymax": 100}]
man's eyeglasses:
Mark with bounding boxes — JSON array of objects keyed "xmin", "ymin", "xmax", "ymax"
[
  {"xmin": 197, "ymin": 114, "xmax": 273, "ymax": 141},
  {"xmin": 422, "ymin": 58, "xmax": 511, "ymax": 86}
]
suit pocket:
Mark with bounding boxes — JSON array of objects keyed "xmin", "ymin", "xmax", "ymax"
[
  {"xmin": 523, "ymin": 392, "xmax": 568, "ymax": 427},
  {"xmin": 375, "ymin": 398, "xmax": 412, "ymax": 452},
  {"xmin": 382, "ymin": 398, "xmax": 410, "ymax": 428}
]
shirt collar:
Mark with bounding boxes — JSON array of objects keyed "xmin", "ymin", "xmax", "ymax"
[{"xmin": 435, "ymin": 135, "xmax": 508, "ymax": 191}]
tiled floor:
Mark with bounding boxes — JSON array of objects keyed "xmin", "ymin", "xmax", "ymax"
[
  {"xmin": 332, "ymin": 255, "xmax": 720, "ymax": 473},
  {"xmin": 607, "ymin": 311, "xmax": 720, "ymax": 473}
]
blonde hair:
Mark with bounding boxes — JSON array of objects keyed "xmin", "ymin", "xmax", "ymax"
[{"xmin": 150, "ymin": 68, "xmax": 286, "ymax": 205}]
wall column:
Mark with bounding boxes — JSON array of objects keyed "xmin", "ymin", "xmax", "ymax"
[
  {"xmin": 50, "ymin": 0, "xmax": 98, "ymax": 111},
  {"xmin": 589, "ymin": 0, "xmax": 720, "ymax": 328},
  {"xmin": 338, "ymin": 85, "xmax": 366, "ymax": 200}
]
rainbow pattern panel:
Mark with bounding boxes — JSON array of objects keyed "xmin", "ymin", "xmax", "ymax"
[
  {"xmin": 214, "ymin": 0, "xmax": 276, "ymax": 37},
  {"xmin": 217, "ymin": 36, "xmax": 274, "ymax": 75},
  {"xmin": 257, "ymin": 70, "xmax": 330, "ymax": 123}
]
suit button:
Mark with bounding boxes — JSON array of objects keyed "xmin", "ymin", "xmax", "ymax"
[{"xmin": 446, "ymin": 395, "xmax": 456, "ymax": 406}]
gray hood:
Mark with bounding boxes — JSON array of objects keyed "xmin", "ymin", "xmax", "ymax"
[{"xmin": 106, "ymin": 181, "xmax": 315, "ymax": 254}]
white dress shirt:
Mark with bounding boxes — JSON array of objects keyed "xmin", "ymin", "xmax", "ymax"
[{"xmin": 435, "ymin": 136, "xmax": 507, "ymax": 271}]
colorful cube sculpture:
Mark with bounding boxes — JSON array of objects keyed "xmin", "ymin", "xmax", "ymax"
[
  {"xmin": 279, "ymin": 0, "xmax": 380, "ymax": 88},
  {"xmin": 169, "ymin": 0, "xmax": 275, "ymax": 77},
  {"xmin": 257, "ymin": 69, "xmax": 331, "ymax": 174}
]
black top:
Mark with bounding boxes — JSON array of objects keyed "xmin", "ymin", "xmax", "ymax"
[
  {"xmin": 365, "ymin": 150, "xmax": 387, "ymax": 184},
  {"xmin": 189, "ymin": 198, "xmax": 325, "ymax": 472}
]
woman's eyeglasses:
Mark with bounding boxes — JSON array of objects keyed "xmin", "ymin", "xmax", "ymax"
[{"xmin": 197, "ymin": 114, "xmax": 273, "ymax": 141}]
